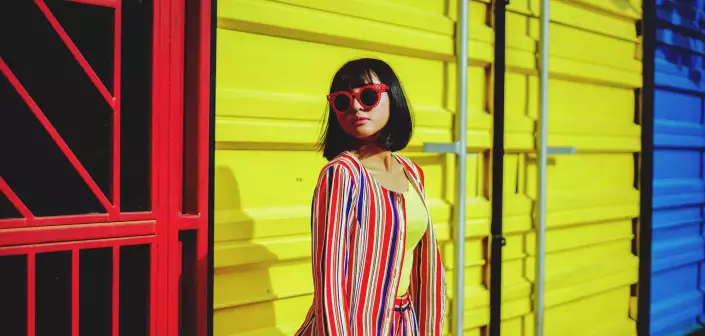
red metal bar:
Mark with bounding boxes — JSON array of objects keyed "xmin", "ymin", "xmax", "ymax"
[
  {"xmin": 112, "ymin": 0, "xmax": 122, "ymax": 216},
  {"xmin": 35, "ymin": 0, "xmax": 114, "ymax": 108},
  {"xmin": 197, "ymin": 0, "xmax": 211, "ymax": 217},
  {"xmin": 0, "ymin": 176, "xmax": 34, "ymax": 224},
  {"xmin": 27, "ymin": 253, "xmax": 36, "ymax": 336},
  {"xmin": 0, "ymin": 219, "xmax": 27, "ymax": 230},
  {"xmin": 178, "ymin": 215, "xmax": 200, "ymax": 230},
  {"xmin": 0, "ymin": 212, "xmax": 155, "ymax": 229},
  {"xmin": 72, "ymin": 249, "xmax": 79, "ymax": 336},
  {"xmin": 112, "ymin": 246, "xmax": 120, "ymax": 336},
  {"xmin": 0, "ymin": 57, "xmax": 113, "ymax": 213},
  {"xmin": 151, "ymin": 0, "xmax": 166, "ymax": 216},
  {"xmin": 116, "ymin": 212, "xmax": 156, "ymax": 221},
  {"xmin": 0, "ymin": 220, "xmax": 155, "ymax": 247},
  {"xmin": 150, "ymin": 242, "xmax": 158, "ymax": 336},
  {"xmin": 0, "ymin": 236, "xmax": 155, "ymax": 257},
  {"xmin": 168, "ymin": 0, "xmax": 186, "ymax": 332},
  {"xmin": 153, "ymin": 0, "xmax": 172, "ymax": 333},
  {"xmin": 196, "ymin": 1, "xmax": 212, "ymax": 334},
  {"xmin": 0, "ymin": 214, "xmax": 107, "ymax": 229},
  {"xmin": 34, "ymin": 214, "xmax": 108, "ymax": 226},
  {"xmin": 68, "ymin": 0, "xmax": 117, "ymax": 7},
  {"xmin": 196, "ymin": 228, "xmax": 208, "ymax": 336},
  {"xmin": 0, "ymin": 204, "xmax": 147, "ymax": 230}
]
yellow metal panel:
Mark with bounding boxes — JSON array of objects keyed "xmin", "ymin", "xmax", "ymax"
[
  {"xmin": 566, "ymin": 0, "xmax": 641, "ymax": 20},
  {"xmin": 549, "ymin": 0, "xmax": 638, "ymax": 41},
  {"xmin": 502, "ymin": 0, "xmax": 641, "ymax": 333},
  {"xmin": 502, "ymin": 315, "xmax": 527, "ymax": 335},
  {"xmin": 527, "ymin": 19, "xmax": 640, "ymax": 73},
  {"xmin": 214, "ymin": 0, "xmax": 642, "ymax": 334},
  {"xmin": 218, "ymin": 0, "xmax": 453, "ymax": 59},
  {"xmin": 522, "ymin": 287, "xmax": 637, "ymax": 336},
  {"xmin": 214, "ymin": 294, "xmax": 313, "ymax": 335},
  {"xmin": 526, "ymin": 154, "xmax": 639, "ymax": 221},
  {"xmin": 520, "ymin": 0, "xmax": 640, "ymax": 41},
  {"xmin": 214, "ymin": 1, "xmax": 493, "ymax": 335},
  {"xmin": 268, "ymin": 0, "xmax": 453, "ymax": 35},
  {"xmin": 502, "ymin": 233, "xmax": 532, "ymax": 319}
]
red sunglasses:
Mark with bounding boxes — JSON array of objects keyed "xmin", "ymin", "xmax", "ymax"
[{"xmin": 327, "ymin": 83, "xmax": 390, "ymax": 114}]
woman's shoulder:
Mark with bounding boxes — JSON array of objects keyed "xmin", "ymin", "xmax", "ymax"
[
  {"xmin": 393, "ymin": 153, "xmax": 425, "ymax": 184},
  {"xmin": 317, "ymin": 152, "xmax": 362, "ymax": 180}
]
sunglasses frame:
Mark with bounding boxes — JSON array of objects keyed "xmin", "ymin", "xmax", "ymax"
[{"xmin": 327, "ymin": 83, "xmax": 390, "ymax": 114}]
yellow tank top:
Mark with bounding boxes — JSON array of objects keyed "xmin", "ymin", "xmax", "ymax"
[{"xmin": 397, "ymin": 186, "xmax": 429, "ymax": 296}]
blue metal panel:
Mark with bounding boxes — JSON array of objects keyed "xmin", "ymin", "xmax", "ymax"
[{"xmin": 652, "ymin": 0, "xmax": 705, "ymax": 335}]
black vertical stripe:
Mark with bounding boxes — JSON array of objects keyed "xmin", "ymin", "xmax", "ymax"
[
  {"xmin": 489, "ymin": 0, "xmax": 507, "ymax": 335},
  {"xmin": 638, "ymin": 0, "xmax": 656, "ymax": 334}
]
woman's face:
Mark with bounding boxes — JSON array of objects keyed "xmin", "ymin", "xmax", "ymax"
[{"xmin": 333, "ymin": 75, "xmax": 390, "ymax": 140}]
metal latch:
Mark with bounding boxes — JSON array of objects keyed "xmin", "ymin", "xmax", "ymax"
[
  {"xmin": 546, "ymin": 146, "xmax": 576, "ymax": 155},
  {"xmin": 423, "ymin": 142, "xmax": 461, "ymax": 155},
  {"xmin": 493, "ymin": 235, "xmax": 507, "ymax": 246}
]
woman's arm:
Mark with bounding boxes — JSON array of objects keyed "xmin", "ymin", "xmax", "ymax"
[{"xmin": 310, "ymin": 162, "xmax": 355, "ymax": 335}]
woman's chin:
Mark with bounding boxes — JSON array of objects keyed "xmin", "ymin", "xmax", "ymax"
[
  {"xmin": 348, "ymin": 125, "xmax": 380, "ymax": 139},
  {"xmin": 350, "ymin": 131, "xmax": 378, "ymax": 140}
]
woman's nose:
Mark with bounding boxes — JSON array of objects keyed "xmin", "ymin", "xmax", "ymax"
[{"xmin": 351, "ymin": 97, "xmax": 364, "ymax": 111}]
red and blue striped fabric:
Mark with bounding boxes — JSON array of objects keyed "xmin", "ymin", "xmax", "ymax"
[{"xmin": 295, "ymin": 151, "xmax": 446, "ymax": 335}]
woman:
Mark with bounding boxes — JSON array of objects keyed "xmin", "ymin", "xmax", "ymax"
[{"xmin": 296, "ymin": 58, "xmax": 446, "ymax": 335}]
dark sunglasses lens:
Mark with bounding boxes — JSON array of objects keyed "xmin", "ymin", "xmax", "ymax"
[
  {"xmin": 359, "ymin": 88, "xmax": 379, "ymax": 107},
  {"xmin": 333, "ymin": 94, "xmax": 351, "ymax": 112}
]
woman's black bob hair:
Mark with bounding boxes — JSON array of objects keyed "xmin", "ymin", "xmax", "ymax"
[{"xmin": 318, "ymin": 58, "xmax": 413, "ymax": 161}]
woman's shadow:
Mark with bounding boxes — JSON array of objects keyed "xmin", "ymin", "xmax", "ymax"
[{"xmin": 214, "ymin": 164, "xmax": 282, "ymax": 335}]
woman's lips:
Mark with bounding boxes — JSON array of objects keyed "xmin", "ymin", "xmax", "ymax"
[{"xmin": 354, "ymin": 116, "xmax": 370, "ymax": 126}]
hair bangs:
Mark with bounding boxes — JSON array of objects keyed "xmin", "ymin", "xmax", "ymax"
[{"xmin": 330, "ymin": 66, "xmax": 376, "ymax": 92}]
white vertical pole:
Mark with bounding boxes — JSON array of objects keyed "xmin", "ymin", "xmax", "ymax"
[
  {"xmin": 454, "ymin": 0, "xmax": 470, "ymax": 334},
  {"xmin": 535, "ymin": 0, "xmax": 550, "ymax": 335}
]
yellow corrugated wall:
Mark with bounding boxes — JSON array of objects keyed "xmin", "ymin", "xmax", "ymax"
[
  {"xmin": 502, "ymin": 0, "xmax": 642, "ymax": 335},
  {"xmin": 213, "ymin": 0, "xmax": 642, "ymax": 335}
]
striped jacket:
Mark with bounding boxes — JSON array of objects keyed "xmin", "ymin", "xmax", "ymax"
[{"xmin": 296, "ymin": 152, "xmax": 446, "ymax": 335}]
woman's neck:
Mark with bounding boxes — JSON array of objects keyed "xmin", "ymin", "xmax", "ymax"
[{"xmin": 354, "ymin": 145, "xmax": 395, "ymax": 173}]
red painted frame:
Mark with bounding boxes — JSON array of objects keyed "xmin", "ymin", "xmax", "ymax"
[{"xmin": 0, "ymin": 0, "xmax": 212, "ymax": 334}]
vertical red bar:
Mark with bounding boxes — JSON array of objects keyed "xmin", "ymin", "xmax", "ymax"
[
  {"xmin": 197, "ymin": 229, "xmax": 208, "ymax": 336},
  {"xmin": 197, "ymin": 0, "xmax": 211, "ymax": 216},
  {"xmin": 112, "ymin": 0, "xmax": 122, "ymax": 217},
  {"xmin": 150, "ymin": 243, "xmax": 158, "ymax": 336},
  {"xmin": 72, "ymin": 249, "xmax": 79, "ymax": 336},
  {"xmin": 112, "ymin": 246, "xmax": 120, "ymax": 336},
  {"xmin": 168, "ymin": 0, "xmax": 186, "ymax": 334},
  {"xmin": 153, "ymin": 0, "xmax": 172, "ymax": 332},
  {"xmin": 27, "ymin": 253, "xmax": 36, "ymax": 336},
  {"xmin": 197, "ymin": 2, "xmax": 211, "ymax": 334}
]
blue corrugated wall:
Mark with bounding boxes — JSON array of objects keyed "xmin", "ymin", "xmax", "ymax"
[{"xmin": 651, "ymin": 0, "xmax": 705, "ymax": 334}]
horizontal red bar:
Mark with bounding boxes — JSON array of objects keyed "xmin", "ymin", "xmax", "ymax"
[
  {"xmin": 0, "ymin": 218, "xmax": 28, "ymax": 230},
  {"xmin": 117, "ymin": 212, "xmax": 157, "ymax": 221},
  {"xmin": 0, "ymin": 220, "xmax": 155, "ymax": 248},
  {"xmin": 0, "ymin": 212, "xmax": 157, "ymax": 229},
  {"xmin": 178, "ymin": 215, "xmax": 202, "ymax": 230},
  {"xmin": 0, "ymin": 214, "xmax": 108, "ymax": 228},
  {"xmin": 0, "ymin": 235, "xmax": 155, "ymax": 256},
  {"xmin": 68, "ymin": 0, "xmax": 117, "ymax": 7}
]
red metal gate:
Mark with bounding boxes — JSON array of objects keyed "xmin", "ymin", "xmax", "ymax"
[{"xmin": 0, "ymin": 0, "xmax": 213, "ymax": 335}]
